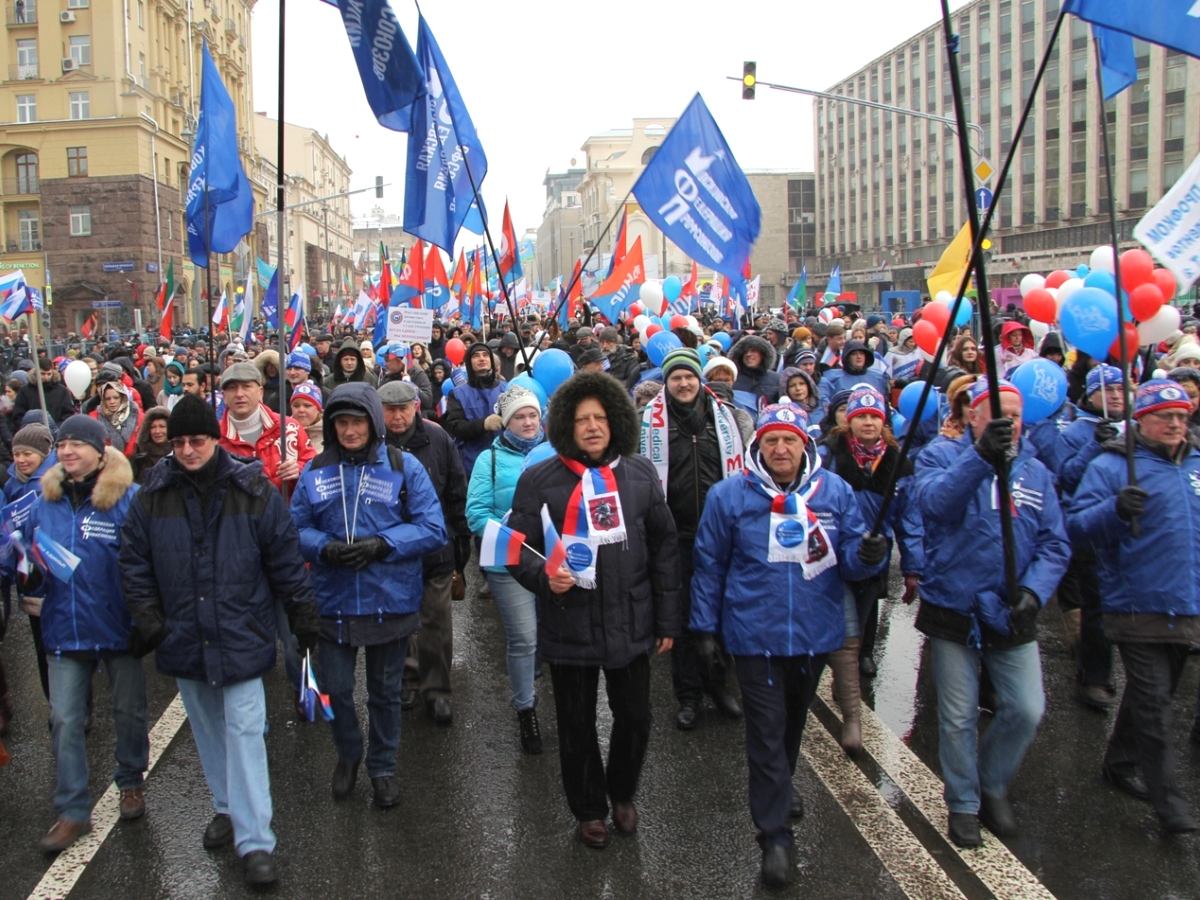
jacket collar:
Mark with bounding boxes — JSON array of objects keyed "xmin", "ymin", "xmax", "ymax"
[{"xmin": 40, "ymin": 446, "xmax": 133, "ymax": 511}]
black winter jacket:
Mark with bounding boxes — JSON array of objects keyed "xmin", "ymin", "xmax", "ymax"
[
  {"xmin": 663, "ymin": 397, "xmax": 722, "ymax": 543},
  {"xmin": 386, "ymin": 416, "xmax": 468, "ymax": 577},
  {"xmin": 13, "ymin": 379, "xmax": 76, "ymax": 427},
  {"xmin": 606, "ymin": 345, "xmax": 643, "ymax": 392}
]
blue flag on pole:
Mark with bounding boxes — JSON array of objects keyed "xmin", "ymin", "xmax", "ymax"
[
  {"xmin": 260, "ymin": 269, "xmax": 280, "ymax": 329},
  {"xmin": 1062, "ymin": 0, "xmax": 1200, "ymax": 59},
  {"xmin": 404, "ymin": 14, "xmax": 488, "ymax": 253},
  {"xmin": 1094, "ymin": 25, "xmax": 1138, "ymax": 99},
  {"xmin": 335, "ymin": 0, "xmax": 425, "ymax": 131},
  {"xmin": 630, "ymin": 93, "xmax": 761, "ymax": 284},
  {"xmin": 827, "ymin": 265, "xmax": 842, "ymax": 294},
  {"xmin": 186, "ymin": 41, "xmax": 253, "ymax": 268}
]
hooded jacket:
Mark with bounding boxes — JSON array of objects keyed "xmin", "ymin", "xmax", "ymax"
[
  {"xmin": 13, "ymin": 377, "xmax": 77, "ymax": 428},
  {"xmin": 728, "ymin": 335, "xmax": 781, "ymax": 410},
  {"xmin": 331, "ymin": 339, "xmax": 378, "ymax": 388},
  {"xmin": 818, "ymin": 340, "xmax": 890, "ymax": 413},
  {"xmin": 132, "ymin": 405, "xmax": 172, "ymax": 484},
  {"xmin": 1000, "ymin": 321, "xmax": 1037, "ymax": 373},
  {"xmin": 442, "ymin": 342, "xmax": 506, "ymax": 476},
  {"xmin": 779, "ymin": 367, "xmax": 821, "ymax": 415}
]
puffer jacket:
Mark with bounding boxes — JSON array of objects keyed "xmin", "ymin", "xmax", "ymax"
[
  {"xmin": 607, "ymin": 345, "xmax": 643, "ymax": 392},
  {"xmin": 817, "ymin": 340, "xmax": 890, "ymax": 414},
  {"xmin": 690, "ymin": 441, "xmax": 881, "ymax": 657},
  {"xmin": 120, "ymin": 449, "xmax": 319, "ymax": 687},
  {"xmin": 466, "ymin": 434, "xmax": 539, "ymax": 573},
  {"xmin": 442, "ymin": 346, "xmax": 506, "ymax": 477},
  {"xmin": 1024, "ymin": 400, "xmax": 1078, "ymax": 482},
  {"xmin": 1055, "ymin": 403, "xmax": 1115, "ymax": 496},
  {"xmin": 728, "ymin": 335, "xmax": 781, "ymax": 409}
]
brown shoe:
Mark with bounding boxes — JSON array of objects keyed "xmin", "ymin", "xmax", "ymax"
[
  {"xmin": 577, "ymin": 819, "xmax": 609, "ymax": 849},
  {"xmin": 119, "ymin": 787, "xmax": 146, "ymax": 820},
  {"xmin": 611, "ymin": 802, "xmax": 639, "ymax": 834},
  {"xmin": 38, "ymin": 817, "xmax": 91, "ymax": 853}
]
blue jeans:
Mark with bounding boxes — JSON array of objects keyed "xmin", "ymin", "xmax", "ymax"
[
  {"xmin": 176, "ymin": 677, "xmax": 275, "ymax": 856},
  {"xmin": 929, "ymin": 638, "xmax": 1045, "ymax": 813},
  {"xmin": 319, "ymin": 637, "xmax": 407, "ymax": 778},
  {"xmin": 276, "ymin": 598, "xmax": 301, "ymax": 691},
  {"xmin": 48, "ymin": 654, "xmax": 149, "ymax": 823},
  {"xmin": 486, "ymin": 570, "xmax": 537, "ymax": 711}
]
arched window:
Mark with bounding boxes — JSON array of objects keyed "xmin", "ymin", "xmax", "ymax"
[
  {"xmin": 640, "ymin": 146, "xmax": 658, "ymax": 165},
  {"xmin": 15, "ymin": 152, "xmax": 38, "ymax": 194}
]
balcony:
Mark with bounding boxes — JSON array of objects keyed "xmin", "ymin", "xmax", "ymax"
[
  {"xmin": 3, "ymin": 177, "xmax": 39, "ymax": 195},
  {"xmin": 8, "ymin": 63, "xmax": 38, "ymax": 80},
  {"xmin": 5, "ymin": 4, "xmax": 35, "ymax": 25}
]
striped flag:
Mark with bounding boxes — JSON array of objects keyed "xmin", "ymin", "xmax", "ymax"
[
  {"xmin": 540, "ymin": 504, "xmax": 568, "ymax": 576},
  {"xmin": 479, "ymin": 519, "xmax": 526, "ymax": 568}
]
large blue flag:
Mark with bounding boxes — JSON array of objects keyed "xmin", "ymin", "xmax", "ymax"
[
  {"xmin": 404, "ymin": 14, "xmax": 488, "ymax": 253},
  {"xmin": 631, "ymin": 94, "xmax": 761, "ymax": 283},
  {"xmin": 186, "ymin": 41, "xmax": 253, "ymax": 267},
  {"xmin": 1095, "ymin": 25, "xmax": 1137, "ymax": 99},
  {"xmin": 1062, "ymin": 0, "xmax": 1200, "ymax": 59},
  {"xmin": 335, "ymin": 0, "xmax": 424, "ymax": 131},
  {"xmin": 260, "ymin": 269, "xmax": 280, "ymax": 329}
]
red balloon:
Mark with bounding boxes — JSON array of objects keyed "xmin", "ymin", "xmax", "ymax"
[
  {"xmin": 645, "ymin": 323, "xmax": 663, "ymax": 337},
  {"xmin": 1024, "ymin": 288, "xmax": 1058, "ymax": 324},
  {"xmin": 669, "ymin": 314, "xmax": 689, "ymax": 330},
  {"xmin": 1119, "ymin": 248, "xmax": 1155, "ymax": 292},
  {"xmin": 1109, "ymin": 322, "xmax": 1139, "ymax": 363},
  {"xmin": 1152, "ymin": 268, "xmax": 1178, "ymax": 302},
  {"xmin": 1128, "ymin": 282, "xmax": 1165, "ymax": 323},
  {"xmin": 912, "ymin": 319, "xmax": 941, "ymax": 355},
  {"xmin": 920, "ymin": 302, "xmax": 951, "ymax": 335},
  {"xmin": 444, "ymin": 337, "xmax": 466, "ymax": 365},
  {"xmin": 628, "ymin": 303, "xmax": 644, "ymax": 317},
  {"xmin": 1044, "ymin": 270, "xmax": 1073, "ymax": 289}
]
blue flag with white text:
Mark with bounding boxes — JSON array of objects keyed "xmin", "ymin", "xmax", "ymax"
[
  {"xmin": 1062, "ymin": 0, "xmax": 1200, "ymax": 59},
  {"xmin": 1095, "ymin": 25, "xmax": 1137, "ymax": 99},
  {"xmin": 335, "ymin": 0, "xmax": 425, "ymax": 131},
  {"xmin": 260, "ymin": 269, "xmax": 280, "ymax": 330}
]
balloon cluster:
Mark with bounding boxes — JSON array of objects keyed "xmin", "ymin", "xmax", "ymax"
[{"xmin": 910, "ymin": 290, "xmax": 975, "ymax": 355}]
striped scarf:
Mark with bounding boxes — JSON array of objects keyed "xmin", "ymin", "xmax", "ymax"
[{"xmin": 558, "ymin": 456, "xmax": 626, "ymax": 589}]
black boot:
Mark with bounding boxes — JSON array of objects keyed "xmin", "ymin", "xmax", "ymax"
[{"xmin": 518, "ymin": 708, "xmax": 542, "ymax": 754}]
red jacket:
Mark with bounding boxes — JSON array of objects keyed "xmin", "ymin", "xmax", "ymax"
[{"xmin": 218, "ymin": 403, "xmax": 315, "ymax": 492}]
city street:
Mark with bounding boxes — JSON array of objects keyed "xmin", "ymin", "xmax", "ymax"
[{"xmin": 3, "ymin": 563, "xmax": 1200, "ymax": 899}]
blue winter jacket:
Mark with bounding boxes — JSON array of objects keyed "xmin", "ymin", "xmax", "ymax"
[
  {"xmin": 2, "ymin": 452, "xmax": 56, "ymax": 504},
  {"xmin": 466, "ymin": 434, "xmax": 541, "ymax": 573},
  {"xmin": 817, "ymin": 366, "xmax": 890, "ymax": 416},
  {"xmin": 1055, "ymin": 406, "xmax": 1112, "ymax": 496},
  {"xmin": 444, "ymin": 381, "xmax": 506, "ymax": 477},
  {"xmin": 691, "ymin": 444, "xmax": 882, "ymax": 657},
  {"xmin": 1067, "ymin": 439, "xmax": 1200, "ymax": 617},
  {"xmin": 1024, "ymin": 401, "xmax": 1077, "ymax": 481}
]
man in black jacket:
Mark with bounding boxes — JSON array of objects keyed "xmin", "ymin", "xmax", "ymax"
[
  {"xmin": 13, "ymin": 357, "xmax": 77, "ymax": 425},
  {"xmin": 599, "ymin": 327, "xmax": 642, "ymax": 391}
]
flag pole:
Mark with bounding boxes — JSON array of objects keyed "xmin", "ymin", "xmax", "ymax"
[
  {"xmin": 275, "ymin": 0, "xmax": 289, "ymax": 475},
  {"xmin": 546, "ymin": 189, "xmax": 633, "ymax": 327},
  {"xmin": 29, "ymin": 307, "xmax": 49, "ymax": 421}
]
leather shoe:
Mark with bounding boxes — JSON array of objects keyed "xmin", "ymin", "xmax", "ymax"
[
  {"xmin": 371, "ymin": 775, "xmax": 401, "ymax": 809},
  {"xmin": 578, "ymin": 819, "xmax": 608, "ymax": 849},
  {"xmin": 979, "ymin": 794, "xmax": 1018, "ymax": 837},
  {"xmin": 400, "ymin": 686, "xmax": 420, "ymax": 711},
  {"xmin": 243, "ymin": 850, "xmax": 278, "ymax": 885},
  {"xmin": 202, "ymin": 813, "xmax": 234, "ymax": 850},
  {"xmin": 119, "ymin": 787, "xmax": 145, "ymax": 821},
  {"xmin": 331, "ymin": 757, "xmax": 360, "ymax": 800},
  {"xmin": 675, "ymin": 704, "xmax": 697, "ymax": 731},
  {"xmin": 760, "ymin": 844, "xmax": 790, "ymax": 887},
  {"xmin": 611, "ymin": 802, "xmax": 638, "ymax": 834},
  {"xmin": 790, "ymin": 788, "xmax": 804, "ymax": 819},
  {"xmin": 858, "ymin": 656, "xmax": 877, "ymax": 678},
  {"xmin": 427, "ymin": 697, "xmax": 453, "ymax": 725},
  {"xmin": 1078, "ymin": 683, "xmax": 1116, "ymax": 712},
  {"xmin": 948, "ymin": 812, "xmax": 982, "ymax": 848},
  {"xmin": 1103, "ymin": 764, "xmax": 1149, "ymax": 802},
  {"xmin": 709, "ymin": 687, "xmax": 743, "ymax": 720},
  {"xmin": 38, "ymin": 817, "xmax": 90, "ymax": 854},
  {"xmin": 1162, "ymin": 812, "xmax": 1200, "ymax": 834}
]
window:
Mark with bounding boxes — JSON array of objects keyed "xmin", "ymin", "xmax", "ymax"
[
  {"xmin": 16, "ymin": 39, "xmax": 37, "ymax": 79},
  {"xmin": 18, "ymin": 210, "xmax": 39, "ymax": 251},
  {"xmin": 16, "ymin": 94, "xmax": 36, "ymax": 123},
  {"xmin": 69, "ymin": 35, "xmax": 91, "ymax": 67},
  {"xmin": 137, "ymin": 0, "xmax": 144, "ymax": 27},
  {"xmin": 69, "ymin": 91, "xmax": 89, "ymax": 119},
  {"xmin": 70, "ymin": 205, "xmax": 91, "ymax": 236},
  {"xmin": 1165, "ymin": 55, "xmax": 1187, "ymax": 92},
  {"xmin": 15, "ymin": 153, "xmax": 37, "ymax": 193},
  {"xmin": 67, "ymin": 146, "xmax": 87, "ymax": 176},
  {"xmin": 67, "ymin": 0, "xmax": 89, "ymax": 7},
  {"xmin": 139, "ymin": 52, "xmax": 147, "ymax": 85}
]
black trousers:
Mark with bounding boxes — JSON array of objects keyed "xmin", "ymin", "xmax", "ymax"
[
  {"xmin": 549, "ymin": 653, "xmax": 652, "ymax": 822},
  {"xmin": 735, "ymin": 653, "xmax": 827, "ymax": 849},
  {"xmin": 671, "ymin": 542, "xmax": 729, "ymax": 707},
  {"xmin": 1104, "ymin": 641, "xmax": 1191, "ymax": 820}
]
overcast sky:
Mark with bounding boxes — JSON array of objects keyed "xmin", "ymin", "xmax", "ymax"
[{"xmin": 251, "ymin": 0, "xmax": 969, "ymax": 251}]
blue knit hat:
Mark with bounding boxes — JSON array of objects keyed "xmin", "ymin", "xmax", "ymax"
[
  {"xmin": 285, "ymin": 350, "xmax": 311, "ymax": 372},
  {"xmin": 755, "ymin": 403, "xmax": 810, "ymax": 441},
  {"xmin": 1134, "ymin": 378, "xmax": 1192, "ymax": 419},
  {"xmin": 291, "ymin": 382, "xmax": 323, "ymax": 412},
  {"xmin": 966, "ymin": 378, "xmax": 1022, "ymax": 409},
  {"xmin": 846, "ymin": 387, "xmax": 886, "ymax": 421},
  {"xmin": 57, "ymin": 414, "xmax": 109, "ymax": 454},
  {"xmin": 1085, "ymin": 364, "xmax": 1122, "ymax": 397}
]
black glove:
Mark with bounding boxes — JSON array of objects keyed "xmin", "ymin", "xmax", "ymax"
[
  {"xmin": 694, "ymin": 633, "xmax": 720, "ymax": 687},
  {"xmin": 320, "ymin": 540, "xmax": 356, "ymax": 567},
  {"xmin": 295, "ymin": 630, "xmax": 319, "ymax": 657},
  {"xmin": 128, "ymin": 625, "xmax": 170, "ymax": 660},
  {"xmin": 1116, "ymin": 485, "xmax": 1148, "ymax": 521},
  {"xmin": 1094, "ymin": 420, "xmax": 1119, "ymax": 444},
  {"xmin": 1009, "ymin": 589, "xmax": 1041, "ymax": 639},
  {"xmin": 975, "ymin": 417, "xmax": 1014, "ymax": 466},
  {"xmin": 857, "ymin": 534, "xmax": 889, "ymax": 567},
  {"xmin": 345, "ymin": 536, "xmax": 389, "ymax": 570}
]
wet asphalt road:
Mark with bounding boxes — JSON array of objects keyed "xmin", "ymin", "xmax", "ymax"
[{"xmin": 2, "ymin": 561, "xmax": 1200, "ymax": 899}]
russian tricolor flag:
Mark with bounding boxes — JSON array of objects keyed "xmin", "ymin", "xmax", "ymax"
[
  {"xmin": 479, "ymin": 519, "xmax": 526, "ymax": 568},
  {"xmin": 540, "ymin": 505, "xmax": 568, "ymax": 576}
]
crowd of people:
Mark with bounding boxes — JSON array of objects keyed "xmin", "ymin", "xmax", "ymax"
[{"xmin": 0, "ymin": 295, "xmax": 1199, "ymax": 888}]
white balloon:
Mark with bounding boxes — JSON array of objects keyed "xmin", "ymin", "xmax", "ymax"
[
  {"xmin": 1137, "ymin": 304, "xmax": 1181, "ymax": 345},
  {"xmin": 633, "ymin": 315, "xmax": 651, "ymax": 333},
  {"xmin": 684, "ymin": 315, "xmax": 699, "ymax": 328},
  {"xmin": 1029, "ymin": 319, "xmax": 1050, "ymax": 340},
  {"xmin": 1090, "ymin": 246, "xmax": 1116, "ymax": 274},
  {"xmin": 63, "ymin": 360, "xmax": 93, "ymax": 400},
  {"xmin": 935, "ymin": 290, "xmax": 955, "ymax": 305},
  {"xmin": 1019, "ymin": 273, "xmax": 1046, "ymax": 298},
  {"xmin": 1057, "ymin": 278, "xmax": 1085, "ymax": 308},
  {"xmin": 639, "ymin": 282, "xmax": 665, "ymax": 315}
]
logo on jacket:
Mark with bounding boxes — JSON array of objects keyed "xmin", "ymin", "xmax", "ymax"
[
  {"xmin": 1010, "ymin": 478, "xmax": 1044, "ymax": 512},
  {"xmin": 775, "ymin": 519, "xmax": 806, "ymax": 548},
  {"xmin": 1189, "ymin": 472, "xmax": 1200, "ymax": 497},
  {"xmin": 80, "ymin": 513, "xmax": 117, "ymax": 541}
]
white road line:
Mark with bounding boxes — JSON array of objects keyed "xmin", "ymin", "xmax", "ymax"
[
  {"xmin": 26, "ymin": 694, "xmax": 189, "ymax": 900},
  {"xmin": 802, "ymin": 711, "xmax": 968, "ymax": 900},
  {"xmin": 816, "ymin": 671, "xmax": 1057, "ymax": 900}
]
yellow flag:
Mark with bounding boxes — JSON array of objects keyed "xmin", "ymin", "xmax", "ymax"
[{"xmin": 926, "ymin": 221, "xmax": 973, "ymax": 299}]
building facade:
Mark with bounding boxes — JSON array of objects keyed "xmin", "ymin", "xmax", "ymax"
[
  {"xmin": 744, "ymin": 171, "xmax": 816, "ymax": 306},
  {"xmin": 534, "ymin": 167, "xmax": 583, "ymax": 290}
]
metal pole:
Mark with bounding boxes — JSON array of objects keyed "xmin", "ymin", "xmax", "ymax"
[
  {"xmin": 546, "ymin": 189, "xmax": 633, "ymax": 326},
  {"xmin": 276, "ymin": 0, "xmax": 289, "ymax": 468},
  {"xmin": 29, "ymin": 310, "xmax": 49, "ymax": 422}
]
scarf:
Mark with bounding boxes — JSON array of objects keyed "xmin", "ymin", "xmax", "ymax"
[
  {"xmin": 640, "ymin": 387, "xmax": 743, "ymax": 494},
  {"xmin": 503, "ymin": 427, "xmax": 544, "ymax": 456},
  {"xmin": 558, "ymin": 456, "xmax": 626, "ymax": 590},
  {"xmin": 847, "ymin": 434, "xmax": 887, "ymax": 472},
  {"xmin": 744, "ymin": 444, "xmax": 837, "ymax": 579}
]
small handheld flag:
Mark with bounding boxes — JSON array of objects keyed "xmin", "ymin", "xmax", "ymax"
[
  {"xmin": 479, "ymin": 519, "xmax": 527, "ymax": 568},
  {"xmin": 30, "ymin": 528, "xmax": 82, "ymax": 583},
  {"xmin": 540, "ymin": 504, "xmax": 568, "ymax": 577}
]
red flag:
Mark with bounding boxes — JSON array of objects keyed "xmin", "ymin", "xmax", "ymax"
[
  {"xmin": 378, "ymin": 250, "xmax": 392, "ymax": 305},
  {"xmin": 424, "ymin": 244, "xmax": 450, "ymax": 307},
  {"xmin": 450, "ymin": 250, "xmax": 468, "ymax": 301},
  {"xmin": 566, "ymin": 259, "xmax": 583, "ymax": 319},
  {"xmin": 498, "ymin": 200, "xmax": 521, "ymax": 279},
  {"xmin": 681, "ymin": 260, "xmax": 699, "ymax": 301},
  {"xmin": 608, "ymin": 210, "xmax": 628, "ymax": 277},
  {"xmin": 394, "ymin": 238, "xmax": 425, "ymax": 308},
  {"xmin": 80, "ymin": 312, "xmax": 98, "ymax": 340},
  {"xmin": 159, "ymin": 295, "xmax": 174, "ymax": 342}
]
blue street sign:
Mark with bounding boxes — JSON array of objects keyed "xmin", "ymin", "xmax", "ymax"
[
  {"xmin": 975, "ymin": 187, "xmax": 993, "ymax": 210},
  {"xmin": 91, "ymin": 300, "xmax": 122, "ymax": 309}
]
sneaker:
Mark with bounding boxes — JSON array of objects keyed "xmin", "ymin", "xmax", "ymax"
[{"xmin": 518, "ymin": 708, "xmax": 542, "ymax": 754}]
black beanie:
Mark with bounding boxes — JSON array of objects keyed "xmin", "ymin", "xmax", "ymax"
[{"xmin": 168, "ymin": 394, "xmax": 221, "ymax": 440}]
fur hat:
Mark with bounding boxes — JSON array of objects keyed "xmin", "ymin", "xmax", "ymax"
[
  {"xmin": 546, "ymin": 371, "xmax": 638, "ymax": 459},
  {"xmin": 1134, "ymin": 378, "xmax": 1193, "ymax": 419}
]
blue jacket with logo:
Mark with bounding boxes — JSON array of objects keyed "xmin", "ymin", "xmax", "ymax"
[
  {"xmin": 1024, "ymin": 400, "xmax": 1077, "ymax": 482},
  {"xmin": 1055, "ymin": 406, "xmax": 1113, "ymax": 496}
]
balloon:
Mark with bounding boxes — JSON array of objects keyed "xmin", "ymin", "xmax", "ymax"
[
  {"xmin": 1089, "ymin": 246, "xmax": 1115, "ymax": 273},
  {"xmin": 819, "ymin": 307, "xmax": 837, "ymax": 323},
  {"xmin": 1076, "ymin": 264, "xmax": 1090, "ymax": 279},
  {"xmin": 935, "ymin": 290, "xmax": 955, "ymax": 305},
  {"xmin": 669, "ymin": 314, "xmax": 689, "ymax": 330},
  {"xmin": 951, "ymin": 297, "xmax": 974, "ymax": 327},
  {"xmin": 898, "ymin": 381, "xmax": 937, "ymax": 422},
  {"xmin": 1045, "ymin": 270, "xmax": 1073, "ymax": 289},
  {"xmin": 628, "ymin": 302, "xmax": 644, "ymax": 317},
  {"xmin": 645, "ymin": 331, "xmax": 682, "ymax": 367},
  {"xmin": 1029, "ymin": 319, "xmax": 1050, "ymax": 340},
  {"xmin": 444, "ymin": 338, "xmax": 466, "ymax": 365},
  {"xmin": 1119, "ymin": 249, "xmax": 1155, "ymax": 292},
  {"xmin": 920, "ymin": 302, "xmax": 951, "ymax": 335},
  {"xmin": 912, "ymin": 319, "xmax": 941, "ymax": 355},
  {"xmin": 890, "ymin": 411, "xmax": 908, "ymax": 438},
  {"xmin": 1009, "ymin": 358, "xmax": 1068, "ymax": 424},
  {"xmin": 696, "ymin": 344, "xmax": 714, "ymax": 364},
  {"xmin": 1019, "ymin": 273, "xmax": 1046, "ymax": 297},
  {"xmin": 685, "ymin": 315, "xmax": 699, "ymax": 329},
  {"xmin": 441, "ymin": 378, "xmax": 454, "ymax": 398},
  {"xmin": 645, "ymin": 323, "xmax": 663, "ymax": 337},
  {"xmin": 1109, "ymin": 322, "xmax": 1139, "ymax": 363},
  {"xmin": 633, "ymin": 314, "xmax": 651, "ymax": 334},
  {"xmin": 1083, "ymin": 269, "xmax": 1118, "ymax": 296},
  {"xmin": 711, "ymin": 331, "xmax": 731, "ymax": 351},
  {"xmin": 1137, "ymin": 304, "xmax": 1181, "ymax": 346},
  {"xmin": 1153, "ymin": 268, "xmax": 1178, "ymax": 302},
  {"xmin": 1024, "ymin": 288, "xmax": 1058, "ymax": 324},
  {"xmin": 531, "ymin": 348, "xmax": 574, "ymax": 397},
  {"xmin": 814, "ymin": 295, "xmax": 825, "ymax": 308},
  {"xmin": 640, "ymin": 282, "xmax": 665, "ymax": 315},
  {"xmin": 662, "ymin": 276, "xmax": 683, "ymax": 303},
  {"xmin": 509, "ymin": 373, "xmax": 549, "ymax": 410},
  {"xmin": 1059, "ymin": 287, "xmax": 1119, "ymax": 359},
  {"xmin": 521, "ymin": 441, "xmax": 558, "ymax": 471},
  {"xmin": 1057, "ymin": 277, "xmax": 1085, "ymax": 306},
  {"xmin": 63, "ymin": 360, "xmax": 93, "ymax": 400},
  {"xmin": 1129, "ymin": 282, "xmax": 1166, "ymax": 322}
]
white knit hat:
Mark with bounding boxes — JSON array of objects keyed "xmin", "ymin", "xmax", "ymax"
[
  {"xmin": 496, "ymin": 386, "xmax": 541, "ymax": 427},
  {"xmin": 703, "ymin": 357, "xmax": 738, "ymax": 380}
]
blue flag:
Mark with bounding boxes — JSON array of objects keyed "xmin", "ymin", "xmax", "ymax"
[
  {"xmin": 1062, "ymin": 0, "xmax": 1200, "ymax": 59},
  {"xmin": 261, "ymin": 269, "xmax": 280, "ymax": 329},
  {"xmin": 404, "ymin": 14, "xmax": 488, "ymax": 253},
  {"xmin": 1095, "ymin": 25, "xmax": 1137, "ymax": 99},
  {"xmin": 462, "ymin": 198, "xmax": 487, "ymax": 235},
  {"xmin": 630, "ymin": 93, "xmax": 761, "ymax": 283},
  {"xmin": 828, "ymin": 265, "xmax": 842, "ymax": 294},
  {"xmin": 186, "ymin": 41, "xmax": 253, "ymax": 267},
  {"xmin": 336, "ymin": 0, "xmax": 424, "ymax": 131}
]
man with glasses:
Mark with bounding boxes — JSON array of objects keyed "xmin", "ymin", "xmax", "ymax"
[{"xmin": 120, "ymin": 395, "xmax": 320, "ymax": 884}]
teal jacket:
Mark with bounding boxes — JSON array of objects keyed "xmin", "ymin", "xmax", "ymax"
[{"xmin": 466, "ymin": 435, "xmax": 540, "ymax": 573}]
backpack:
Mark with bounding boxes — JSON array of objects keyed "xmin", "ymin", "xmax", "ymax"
[{"xmin": 384, "ymin": 445, "xmax": 410, "ymax": 522}]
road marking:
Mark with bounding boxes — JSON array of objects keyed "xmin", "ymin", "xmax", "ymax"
[
  {"xmin": 802, "ymin": 711, "xmax": 968, "ymax": 900},
  {"xmin": 816, "ymin": 672, "xmax": 1056, "ymax": 900},
  {"xmin": 26, "ymin": 694, "xmax": 188, "ymax": 900}
]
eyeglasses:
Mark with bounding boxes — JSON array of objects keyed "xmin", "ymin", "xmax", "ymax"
[
  {"xmin": 1145, "ymin": 411, "xmax": 1190, "ymax": 424},
  {"xmin": 169, "ymin": 436, "xmax": 212, "ymax": 450}
]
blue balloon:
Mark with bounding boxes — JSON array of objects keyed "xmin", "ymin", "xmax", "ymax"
[
  {"xmin": 1059, "ymin": 287, "xmax": 1119, "ymax": 359},
  {"xmin": 1076, "ymin": 264, "xmax": 1090, "ymax": 279},
  {"xmin": 1083, "ymin": 269, "xmax": 1116, "ymax": 295},
  {"xmin": 509, "ymin": 373, "xmax": 549, "ymax": 410},
  {"xmin": 711, "ymin": 331, "xmax": 731, "ymax": 351},
  {"xmin": 696, "ymin": 343, "xmax": 714, "ymax": 365},
  {"xmin": 521, "ymin": 441, "xmax": 558, "ymax": 471},
  {"xmin": 890, "ymin": 410, "xmax": 908, "ymax": 438},
  {"xmin": 646, "ymin": 331, "xmax": 683, "ymax": 367},
  {"xmin": 1009, "ymin": 357, "xmax": 1068, "ymax": 424},
  {"xmin": 662, "ymin": 275, "xmax": 683, "ymax": 303},
  {"xmin": 898, "ymin": 381, "xmax": 936, "ymax": 422},
  {"xmin": 441, "ymin": 378, "xmax": 454, "ymax": 398},
  {"xmin": 532, "ymin": 348, "xmax": 574, "ymax": 397},
  {"xmin": 953, "ymin": 297, "xmax": 974, "ymax": 327}
]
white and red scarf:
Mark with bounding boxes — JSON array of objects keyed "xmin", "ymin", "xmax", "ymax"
[
  {"xmin": 639, "ymin": 387, "xmax": 744, "ymax": 494},
  {"xmin": 558, "ymin": 456, "xmax": 627, "ymax": 590},
  {"xmin": 745, "ymin": 446, "xmax": 837, "ymax": 579}
]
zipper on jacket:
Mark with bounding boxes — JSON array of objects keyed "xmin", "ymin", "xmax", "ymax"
[
  {"xmin": 692, "ymin": 435, "xmax": 701, "ymax": 525},
  {"xmin": 1179, "ymin": 464, "xmax": 1197, "ymax": 617}
]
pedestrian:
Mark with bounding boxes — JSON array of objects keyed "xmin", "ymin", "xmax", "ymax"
[
  {"xmin": 290, "ymin": 383, "xmax": 447, "ymax": 808},
  {"xmin": 330, "ymin": 339, "xmax": 378, "ymax": 388},
  {"xmin": 817, "ymin": 340, "xmax": 889, "ymax": 414},
  {"xmin": 27, "ymin": 415, "xmax": 148, "ymax": 853},
  {"xmin": 727, "ymin": 334, "xmax": 780, "ymax": 408},
  {"xmin": 156, "ymin": 360, "xmax": 186, "ymax": 410},
  {"xmin": 288, "ymin": 382, "xmax": 325, "ymax": 454},
  {"xmin": 119, "ymin": 395, "xmax": 321, "ymax": 884},
  {"xmin": 13, "ymin": 357, "xmax": 78, "ymax": 426},
  {"xmin": 442, "ymin": 342, "xmax": 507, "ymax": 478},
  {"xmin": 131, "ymin": 406, "xmax": 171, "ymax": 484},
  {"xmin": 690, "ymin": 401, "xmax": 887, "ymax": 886},
  {"xmin": 507, "ymin": 371, "xmax": 681, "ymax": 849}
]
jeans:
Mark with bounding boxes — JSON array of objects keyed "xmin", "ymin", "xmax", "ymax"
[
  {"xmin": 276, "ymin": 598, "xmax": 301, "ymax": 691},
  {"xmin": 929, "ymin": 638, "xmax": 1045, "ymax": 813},
  {"xmin": 176, "ymin": 677, "xmax": 275, "ymax": 855},
  {"xmin": 47, "ymin": 654, "xmax": 149, "ymax": 823},
  {"xmin": 735, "ymin": 654, "xmax": 826, "ymax": 849},
  {"xmin": 846, "ymin": 575, "xmax": 883, "ymax": 658},
  {"xmin": 486, "ymin": 570, "xmax": 537, "ymax": 711},
  {"xmin": 549, "ymin": 654, "xmax": 652, "ymax": 822},
  {"xmin": 404, "ymin": 572, "xmax": 454, "ymax": 702},
  {"xmin": 672, "ymin": 543, "xmax": 729, "ymax": 708},
  {"xmin": 319, "ymin": 636, "xmax": 407, "ymax": 779}
]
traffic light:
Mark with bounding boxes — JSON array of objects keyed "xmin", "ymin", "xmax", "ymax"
[
  {"xmin": 742, "ymin": 62, "xmax": 757, "ymax": 100},
  {"xmin": 375, "ymin": 175, "xmax": 384, "ymax": 198}
]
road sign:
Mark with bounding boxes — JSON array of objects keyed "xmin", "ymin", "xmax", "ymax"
[
  {"xmin": 973, "ymin": 159, "xmax": 994, "ymax": 183},
  {"xmin": 975, "ymin": 187, "xmax": 993, "ymax": 210},
  {"xmin": 91, "ymin": 300, "xmax": 122, "ymax": 309}
]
